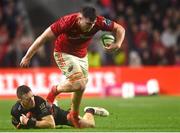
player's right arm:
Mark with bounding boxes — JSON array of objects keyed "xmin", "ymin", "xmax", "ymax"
[
  {"xmin": 36, "ymin": 115, "xmax": 55, "ymax": 128},
  {"xmin": 20, "ymin": 14, "xmax": 76, "ymax": 68},
  {"xmin": 11, "ymin": 104, "xmax": 28, "ymax": 129},
  {"xmin": 11, "ymin": 113, "xmax": 55, "ymax": 129},
  {"xmin": 11, "ymin": 115, "xmax": 23, "ymax": 129},
  {"xmin": 20, "ymin": 114, "xmax": 55, "ymax": 129},
  {"xmin": 20, "ymin": 27, "xmax": 56, "ymax": 67}
]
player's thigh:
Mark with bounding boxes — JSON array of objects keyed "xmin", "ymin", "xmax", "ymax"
[
  {"xmin": 54, "ymin": 106, "xmax": 72, "ymax": 126},
  {"xmin": 78, "ymin": 54, "xmax": 88, "ymax": 78},
  {"xmin": 54, "ymin": 52, "xmax": 83, "ymax": 78}
]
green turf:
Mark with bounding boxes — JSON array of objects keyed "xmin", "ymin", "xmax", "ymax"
[{"xmin": 0, "ymin": 96, "xmax": 180, "ymax": 132}]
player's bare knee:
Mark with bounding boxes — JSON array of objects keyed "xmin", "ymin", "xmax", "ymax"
[
  {"xmin": 80, "ymin": 77, "xmax": 88, "ymax": 89},
  {"xmin": 69, "ymin": 73, "xmax": 88, "ymax": 91},
  {"xmin": 72, "ymin": 78, "xmax": 87, "ymax": 91}
]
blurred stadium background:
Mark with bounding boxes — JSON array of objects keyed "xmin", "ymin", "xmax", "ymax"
[{"xmin": 0, "ymin": 0, "xmax": 180, "ymax": 131}]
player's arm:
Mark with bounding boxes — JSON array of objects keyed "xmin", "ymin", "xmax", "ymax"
[
  {"xmin": 11, "ymin": 115, "xmax": 23, "ymax": 129},
  {"xmin": 112, "ymin": 22, "xmax": 125, "ymax": 48},
  {"xmin": 35, "ymin": 115, "xmax": 55, "ymax": 128},
  {"xmin": 20, "ymin": 97, "xmax": 56, "ymax": 128},
  {"xmin": 20, "ymin": 114, "xmax": 55, "ymax": 129},
  {"xmin": 105, "ymin": 22, "xmax": 125, "ymax": 51},
  {"xmin": 11, "ymin": 105, "xmax": 24, "ymax": 129},
  {"xmin": 11, "ymin": 112, "xmax": 29, "ymax": 129},
  {"xmin": 20, "ymin": 27, "xmax": 56, "ymax": 67}
]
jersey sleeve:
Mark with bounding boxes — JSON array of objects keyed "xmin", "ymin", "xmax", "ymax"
[
  {"xmin": 11, "ymin": 115, "xmax": 21, "ymax": 128},
  {"xmin": 11, "ymin": 116, "xmax": 28, "ymax": 129},
  {"xmin": 11, "ymin": 104, "xmax": 28, "ymax": 129},
  {"xmin": 50, "ymin": 14, "xmax": 76, "ymax": 36},
  {"xmin": 96, "ymin": 16, "xmax": 114, "ymax": 31}
]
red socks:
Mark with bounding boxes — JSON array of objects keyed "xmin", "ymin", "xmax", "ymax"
[
  {"xmin": 46, "ymin": 85, "xmax": 58, "ymax": 104},
  {"xmin": 67, "ymin": 111, "xmax": 80, "ymax": 128}
]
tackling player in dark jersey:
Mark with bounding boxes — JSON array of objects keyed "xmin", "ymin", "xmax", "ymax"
[{"xmin": 11, "ymin": 85, "xmax": 109, "ymax": 129}]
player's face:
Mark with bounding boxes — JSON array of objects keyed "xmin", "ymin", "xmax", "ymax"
[
  {"xmin": 79, "ymin": 16, "xmax": 96, "ymax": 32},
  {"xmin": 21, "ymin": 91, "xmax": 35, "ymax": 109}
]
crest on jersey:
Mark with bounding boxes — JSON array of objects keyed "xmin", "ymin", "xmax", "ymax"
[{"xmin": 104, "ymin": 19, "xmax": 112, "ymax": 26}]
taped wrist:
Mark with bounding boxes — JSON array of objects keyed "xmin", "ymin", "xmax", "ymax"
[{"xmin": 27, "ymin": 118, "xmax": 36, "ymax": 128}]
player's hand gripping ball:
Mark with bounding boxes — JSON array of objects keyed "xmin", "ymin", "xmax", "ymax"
[{"xmin": 101, "ymin": 34, "xmax": 115, "ymax": 47}]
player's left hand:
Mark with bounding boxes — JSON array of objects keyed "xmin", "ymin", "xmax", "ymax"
[
  {"xmin": 20, "ymin": 114, "xmax": 29, "ymax": 125},
  {"xmin": 104, "ymin": 43, "xmax": 120, "ymax": 52}
]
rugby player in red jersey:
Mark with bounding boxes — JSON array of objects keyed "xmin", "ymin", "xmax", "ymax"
[{"xmin": 20, "ymin": 6, "xmax": 125, "ymax": 128}]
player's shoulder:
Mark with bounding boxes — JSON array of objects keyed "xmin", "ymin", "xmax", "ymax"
[
  {"xmin": 34, "ymin": 95, "xmax": 46, "ymax": 103},
  {"xmin": 34, "ymin": 95, "xmax": 52, "ymax": 112},
  {"xmin": 61, "ymin": 13, "xmax": 78, "ymax": 21},
  {"xmin": 65, "ymin": 13, "xmax": 79, "ymax": 18},
  {"xmin": 96, "ymin": 15, "xmax": 113, "ymax": 23},
  {"xmin": 34, "ymin": 95, "xmax": 50, "ymax": 109},
  {"xmin": 95, "ymin": 16, "xmax": 106, "ymax": 25},
  {"xmin": 11, "ymin": 101, "xmax": 21, "ymax": 115},
  {"xmin": 34, "ymin": 95, "xmax": 50, "ymax": 106},
  {"xmin": 55, "ymin": 13, "xmax": 78, "ymax": 27},
  {"xmin": 96, "ymin": 15, "xmax": 105, "ymax": 21},
  {"xmin": 96, "ymin": 15, "xmax": 114, "ymax": 27}
]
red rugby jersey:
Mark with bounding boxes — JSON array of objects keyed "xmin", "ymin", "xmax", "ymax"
[{"xmin": 50, "ymin": 13, "xmax": 114, "ymax": 58}]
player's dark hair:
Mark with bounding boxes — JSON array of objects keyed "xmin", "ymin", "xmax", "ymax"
[
  {"xmin": 16, "ymin": 85, "xmax": 31, "ymax": 99},
  {"xmin": 81, "ymin": 6, "xmax": 97, "ymax": 22}
]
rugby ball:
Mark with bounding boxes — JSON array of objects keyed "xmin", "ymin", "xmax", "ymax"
[{"xmin": 101, "ymin": 34, "xmax": 115, "ymax": 47}]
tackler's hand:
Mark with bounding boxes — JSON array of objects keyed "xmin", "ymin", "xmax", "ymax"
[{"xmin": 20, "ymin": 114, "xmax": 29, "ymax": 125}]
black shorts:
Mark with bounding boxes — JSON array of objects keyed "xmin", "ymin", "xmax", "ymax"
[{"xmin": 52, "ymin": 105, "xmax": 72, "ymax": 126}]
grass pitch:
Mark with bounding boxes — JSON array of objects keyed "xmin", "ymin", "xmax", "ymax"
[{"xmin": 0, "ymin": 96, "xmax": 180, "ymax": 132}]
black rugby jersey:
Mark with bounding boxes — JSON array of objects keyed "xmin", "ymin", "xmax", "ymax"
[
  {"xmin": 11, "ymin": 95, "xmax": 70, "ymax": 128},
  {"xmin": 11, "ymin": 96, "xmax": 52, "ymax": 128}
]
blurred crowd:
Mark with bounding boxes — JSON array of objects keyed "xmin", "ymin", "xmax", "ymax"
[
  {"xmin": 0, "ymin": 0, "xmax": 34, "ymax": 67},
  {"xmin": 0, "ymin": 0, "xmax": 179, "ymax": 67}
]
